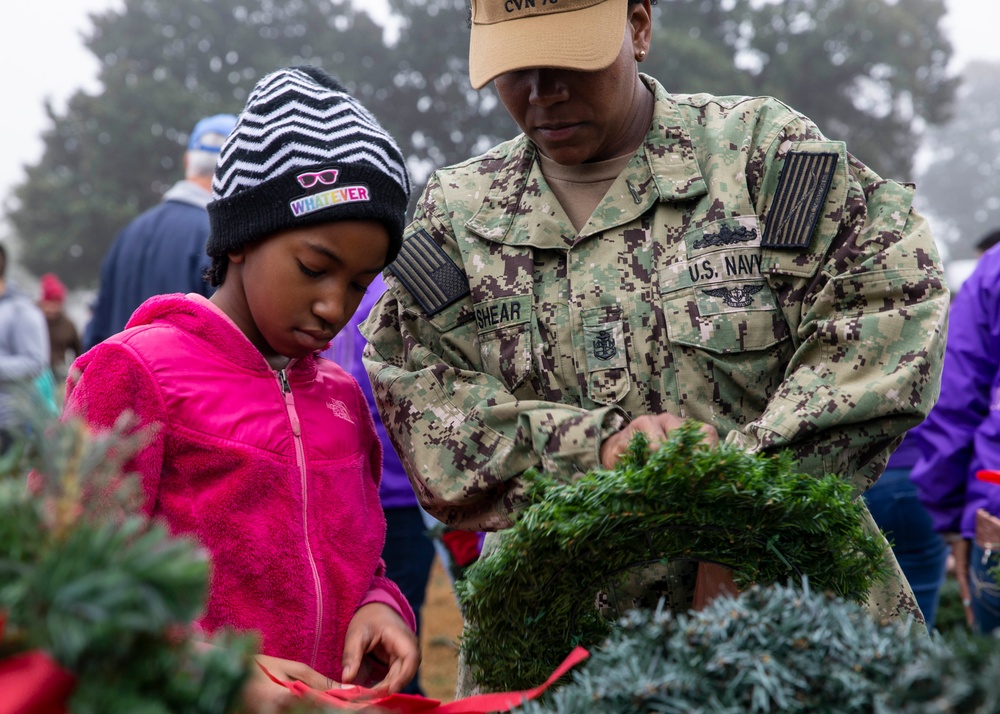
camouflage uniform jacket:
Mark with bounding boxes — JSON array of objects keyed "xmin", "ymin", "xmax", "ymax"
[{"xmin": 362, "ymin": 75, "xmax": 949, "ymax": 622}]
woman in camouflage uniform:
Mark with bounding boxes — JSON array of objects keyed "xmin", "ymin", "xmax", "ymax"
[{"xmin": 362, "ymin": 0, "xmax": 949, "ymax": 674}]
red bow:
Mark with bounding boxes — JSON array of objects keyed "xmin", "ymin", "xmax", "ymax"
[{"xmin": 265, "ymin": 646, "xmax": 590, "ymax": 713}]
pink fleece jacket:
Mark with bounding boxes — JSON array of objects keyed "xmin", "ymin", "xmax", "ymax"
[{"xmin": 65, "ymin": 293, "xmax": 415, "ymax": 680}]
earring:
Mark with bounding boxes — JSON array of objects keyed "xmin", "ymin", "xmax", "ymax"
[{"xmin": 636, "ymin": 49, "xmax": 646, "ymax": 61}]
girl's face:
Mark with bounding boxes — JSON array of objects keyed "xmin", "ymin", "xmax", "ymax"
[
  {"xmin": 215, "ymin": 220, "xmax": 389, "ymax": 364},
  {"xmin": 492, "ymin": 1, "xmax": 652, "ymax": 166}
]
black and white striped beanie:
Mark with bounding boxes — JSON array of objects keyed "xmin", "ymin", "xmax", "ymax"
[{"xmin": 207, "ymin": 66, "xmax": 411, "ymax": 263}]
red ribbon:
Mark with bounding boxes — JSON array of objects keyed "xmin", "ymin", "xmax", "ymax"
[
  {"xmin": 977, "ymin": 470, "xmax": 1000, "ymax": 485},
  {"xmin": 440, "ymin": 530, "xmax": 483, "ymax": 569},
  {"xmin": 0, "ymin": 615, "xmax": 75, "ymax": 714},
  {"xmin": 265, "ymin": 646, "xmax": 590, "ymax": 713},
  {"xmin": 0, "ymin": 651, "xmax": 75, "ymax": 714}
]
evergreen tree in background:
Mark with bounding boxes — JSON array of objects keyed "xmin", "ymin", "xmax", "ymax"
[
  {"xmin": 914, "ymin": 60, "xmax": 1000, "ymax": 261},
  {"xmin": 648, "ymin": 0, "xmax": 957, "ymax": 184},
  {"xmin": 6, "ymin": 0, "xmax": 956, "ymax": 287}
]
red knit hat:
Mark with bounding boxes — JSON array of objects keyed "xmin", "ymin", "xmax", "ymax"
[{"xmin": 40, "ymin": 273, "xmax": 66, "ymax": 303}]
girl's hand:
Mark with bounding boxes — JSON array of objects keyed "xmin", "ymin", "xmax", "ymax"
[
  {"xmin": 242, "ymin": 654, "xmax": 337, "ymax": 714},
  {"xmin": 341, "ymin": 602, "xmax": 420, "ymax": 693}
]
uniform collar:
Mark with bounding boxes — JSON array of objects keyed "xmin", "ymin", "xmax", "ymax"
[{"xmin": 466, "ymin": 74, "xmax": 708, "ymax": 249}]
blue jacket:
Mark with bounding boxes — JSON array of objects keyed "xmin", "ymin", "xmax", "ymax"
[
  {"xmin": 912, "ymin": 246, "xmax": 1000, "ymax": 537},
  {"xmin": 85, "ymin": 181, "xmax": 214, "ymax": 349}
]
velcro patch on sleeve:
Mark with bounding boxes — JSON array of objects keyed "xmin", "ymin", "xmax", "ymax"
[
  {"xmin": 761, "ymin": 151, "xmax": 839, "ymax": 250},
  {"xmin": 388, "ymin": 228, "xmax": 470, "ymax": 316}
]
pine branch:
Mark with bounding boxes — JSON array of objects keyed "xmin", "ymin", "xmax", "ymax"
[{"xmin": 0, "ymin": 407, "xmax": 262, "ymax": 713}]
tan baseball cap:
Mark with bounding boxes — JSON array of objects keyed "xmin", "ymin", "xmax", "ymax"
[{"xmin": 468, "ymin": 0, "xmax": 630, "ymax": 89}]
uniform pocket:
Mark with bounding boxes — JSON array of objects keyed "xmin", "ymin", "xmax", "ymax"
[
  {"xmin": 479, "ymin": 320, "xmax": 533, "ymax": 394},
  {"xmin": 660, "ymin": 281, "xmax": 791, "ymax": 421},
  {"xmin": 660, "ymin": 214, "xmax": 788, "ymax": 354},
  {"xmin": 582, "ymin": 306, "xmax": 631, "ymax": 406},
  {"xmin": 664, "ymin": 281, "xmax": 788, "ymax": 354}
]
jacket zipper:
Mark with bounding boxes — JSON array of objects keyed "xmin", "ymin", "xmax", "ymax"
[{"xmin": 277, "ymin": 367, "xmax": 324, "ymax": 668}]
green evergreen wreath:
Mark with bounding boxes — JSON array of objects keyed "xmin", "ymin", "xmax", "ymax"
[{"xmin": 456, "ymin": 423, "xmax": 890, "ymax": 692}]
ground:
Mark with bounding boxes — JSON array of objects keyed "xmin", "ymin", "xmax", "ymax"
[{"xmin": 416, "ymin": 557, "xmax": 464, "ymax": 701}]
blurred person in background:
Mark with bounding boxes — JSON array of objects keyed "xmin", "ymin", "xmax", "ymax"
[
  {"xmin": 0, "ymin": 243, "xmax": 49, "ymax": 454},
  {"xmin": 912, "ymin": 229, "xmax": 1000, "ymax": 634},
  {"xmin": 84, "ymin": 113, "xmax": 238, "ymax": 349},
  {"xmin": 975, "ymin": 228, "xmax": 1000, "ymax": 258},
  {"xmin": 37, "ymin": 273, "xmax": 81, "ymax": 386}
]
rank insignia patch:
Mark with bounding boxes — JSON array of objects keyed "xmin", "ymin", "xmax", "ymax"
[
  {"xmin": 592, "ymin": 330, "xmax": 617, "ymax": 360},
  {"xmin": 583, "ymin": 320, "xmax": 627, "ymax": 372},
  {"xmin": 389, "ymin": 229, "xmax": 470, "ymax": 316},
  {"xmin": 762, "ymin": 151, "xmax": 838, "ymax": 250}
]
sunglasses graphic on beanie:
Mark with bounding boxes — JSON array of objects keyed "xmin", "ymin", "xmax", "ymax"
[{"xmin": 297, "ymin": 169, "xmax": 340, "ymax": 189}]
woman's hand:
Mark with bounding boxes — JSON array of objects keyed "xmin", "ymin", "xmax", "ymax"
[
  {"xmin": 241, "ymin": 654, "xmax": 337, "ymax": 714},
  {"xmin": 600, "ymin": 413, "xmax": 719, "ymax": 469},
  {"xmin": 341, "ymin": 602, "xmax": 420, "ymax": 694}
]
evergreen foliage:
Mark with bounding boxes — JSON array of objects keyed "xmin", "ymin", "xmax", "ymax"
[
  {"xmin": 0, "ymin": 407, "xmax": 257, "ymax": 713},
  {"xmin": 512, "ymin": 580, "xmax": 934, "ymax": 714},
  {"xmin": 457, "ymin": 424, "xmax": 890, "ymax": 692},
  {"xmin": 933, "ymin": 576, "xmax": 969, "ymax": 636},
  {"xmin": 513, "ymin": 580, "xmax": 1000, "ymax": 714},
  {"xmin": 882, "ymin": 628, "xmax": 1000, "ymax": 713}
]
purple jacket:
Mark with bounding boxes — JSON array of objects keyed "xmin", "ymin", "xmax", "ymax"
[
  {"xmin": 322, "ymin": 275, "xmax": 417, "ymax": 510},
  {"xmin": 885, "ymin": 431, "xmax": 922, "ymax": 471},
  {"xmin": 911, "ymin": 247, "xmax": 1000, "ymax": 537}
]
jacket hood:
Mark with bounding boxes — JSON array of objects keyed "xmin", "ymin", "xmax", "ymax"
[{"xmin": 125, "ymin": 293, "xmax": 317, "ymax": 377}]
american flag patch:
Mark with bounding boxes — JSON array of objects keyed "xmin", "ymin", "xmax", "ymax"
[
  {"xmin": 761, "ymin": 151, "xmax": 839, "ymax": 250},
  {"xmin": 389, "ymin": 229, "xmax": 470, "ymax": 316}
]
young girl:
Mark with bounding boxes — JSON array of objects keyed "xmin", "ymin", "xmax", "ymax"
[{"xmin": 64, "ymin": 66, "xmax": 419, "ymax": 711}]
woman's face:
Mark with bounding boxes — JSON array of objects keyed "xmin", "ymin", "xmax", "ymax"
[
  {"xmin": 493, "ymin": 1, "xmax": 652, "ymax": 166},
  {"xmin": 216, "ymin": 220, "xmax": 389, "ymax": 363}
]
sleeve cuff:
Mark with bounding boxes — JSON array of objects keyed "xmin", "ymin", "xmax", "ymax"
[
  {"xmin": 359, "ymin": 576, "xmax": 417, "ymax": 633},
  {"xmin": 579, "ymin": 406, "xmax": 630, "ymax": 474}
]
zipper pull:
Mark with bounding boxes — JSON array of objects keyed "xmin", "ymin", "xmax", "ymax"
[{"xmin": 278, "ymin": 369, "xmax": 291, "ymax": 394}]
